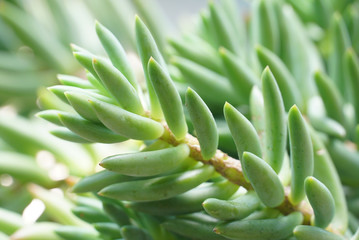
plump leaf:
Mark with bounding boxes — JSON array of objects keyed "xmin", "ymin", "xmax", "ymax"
[
  {"xmin": 100, "ymin": 144, "xmax": 190, "ymax": 176},
  {"xmin": 262, "ymin": 67, "xmax": 286, "ymax": 173},
  {"xmin": 256, "ymin": 45, "xmax": 301, "ymax": 110},
  {"xmin": 93, "ymin": 57, "xmax": 144, "ymax": 114},
  {"xmin": 220, "ymin": 47, "xmax": 258, "ymax": 105},
  {"xmin": 50, "ymin": 128, "xmax": 90, "ymax": 144},
  {"xmin": 305, "ymin": 176, "xmax": 335, "ymax": 228},
  {"xmin": 89, "ymin": 98, "xmax": 164, "ymax": 140},
  {"xmin": 186, "ymin": 88, "xmax": 218, "ymax": 160},
  {"xmin": 148, "ymin": 57, "xmax": 187, "ymax": 139},
  {"xmin": 203, "ymin": 191, "xmax": 260, "ymax": 221},
  {"xmin": 242, "ymin": 152, "xmax": 284, "ymax": 207},
  {"xmin": 135, "ymin": 15, "xmax": 165, "ymax": 119},
  {"xmin": 58, "ymin": 112, "xmax": 127, "ymax": 143},
  {"xmin": 294, "ymin": 225, "xmax": 345, "ymax": 240},
  {"xmin": 99, "ymin": 166, "xmax": 214, "ymax": 201},
  {"xmin": 224, "ymin": 102, "xmax": 262, "ymax": 161},
  {"xmin": 95, "ymin": 21, "xmax": 138, "ymax": 89},
  {"xmin": 314, "ymin": 71, "xmax": 346, "ymax": 127},
  {"xmin": 208, "ymin": 1, "xmax": 240, "ymax": 55},
  {"xmin": 288, "ymin": 105, "xmax": 314, "ymax": 204},
  {"xmin": 214, "ymin": 212, "xmax": 303, "ymax": 240},
  {"xmin": 345, "ymin": 48, "xmax": 359, "ymax": 123},
  {"xmin": 129, "ymin": 180, "xmax": 238, "ymax": 216}
]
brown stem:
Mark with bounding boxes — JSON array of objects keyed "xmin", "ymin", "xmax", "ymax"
[{"xmin": 160, "ymin": 125, "xmax": 313, "ymax": 223}]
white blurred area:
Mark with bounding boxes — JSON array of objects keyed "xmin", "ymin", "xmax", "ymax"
[
  {"xmin": 22, "ymin": 199, "xmax": 45, "ymax": 224},
  {"xmin": 158, "ymin": 0, "xmax": 248, "ymax": 33}
]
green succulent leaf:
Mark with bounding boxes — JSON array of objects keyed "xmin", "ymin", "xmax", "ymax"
[
  {"xmin": 0, "ymin": 152, "xmax": 56, "ymax": 187},
  {"xmin": 242, "ymin": 152, "xmax": 284, "ymax": 208},
  {"xmin": 54, "ymin": 226, "xmax": 100, "ymax": 240},
  {"xmin": 288, "ymin": 105, "xmax": 314, "ymax": 205},
  {"xmin": 93, "ymin": 222, "xmax": 122, "ymax": 239},
  {"xmin": 129, "ymin": 180, "xmax": 238, "ymax": 216},
  {"xmin": 310, "ymin": 128, "xmax": 348, "ymax": 233},
  {"xmin": 58, "ymin": 112, "xmax": 128, "ymax": 143},
  {"xmin": 12, "ymin": 223, "xmax": 63, "ymax": 240},
  {"xmin": 294, "ymin": 225, "xmax": 345, "ymax": 240},
  {"xmin": 328, "ymin": 13, "xmax": 351, "ymax": 99},
  {"xmin": 120, "ymin": 225, "xmax": 153, "ymax": 240},
  {"xmin": 305, "ymin": 176, "xmax": 335, "ymax": 228},
  {"xmin": 100, "ymin": 144, "xmax": 190, "ymax": 177},
  {"xmin": 95, "ymin": 21, "xmax": 138, "ymax": 89},
  {"xmin": 314, "ymin": 71, "xmax": 346, "ymax": 127},
  {"xmin": 99, "ymin": 165, "xmax": 214, "ymax": 201},
  {"xmin": 186, "ymin": 87, "xmax": 218, "ymax": 160},
  {"xmin": 256, "ymin": 45, "xmax": 301, "ymax": 110},
  {"xmin": 57, "ymin": 74, "xmax": 94, "ymax": 89},
  {"xmin": 220, "ymin": 47, "xmax": 258, "ymax": 105},
  {"xmin": 262, "ymin": 67, "xmax": 287, "ymax": 173},
  {"xmin": 224, "ymin": 102, "xmax": 262, "ymax": 161},
  {"xmin": 148, "ymin": 57, "xmax": 188, "ymax": 140},
  {"xmin": 72, "ymin": 170, "xmax": 137, "ymax": 193},
  {"xmin": 73, "ymin": 51, "xmax": 101, "ymax": 81},
  {"xmin": 172, "ymin": 56, "xmax": 239, "ymax": 105},
  {"xmin": 135, "ymin": 15, "xmax": 165, "ymax": 119},
  {"xmin": 169, "ymin": 34, "xmax": 223, "ymax": 74},
  {"xmin": 214, "ymin": 212, "xmax": 303, "ymax": 240},
  {"xmin": 0, "ymin": 208, "xmax": 25, "ymax": 235},
  {"xmin": 162, "ymin": 215, "xmax": 228, "ymax": 240},
  {"xmin": 203, "ymin": 191, "xmax": 261, "ymax": 221},
  {"xmin": 92, "ymin": 57, "xmax": 144, "ymax": 114},
  {"xmin": 345, "ymin": 48, "xmax": 359, "ymax": 123},
  {"xmin": 251, "ymin": 0, "xmax": 279, "ymax": 53},
  {"xmin": 89, "ymin": 98, "xmax": 164, "ymax": 140},
  {"xmin": 208, "ymin": 1, "xmax": 240, "ymax": 55},
  {"xmin": 71, "ymin": 206, "xmax": 111, "ymax": 224}
]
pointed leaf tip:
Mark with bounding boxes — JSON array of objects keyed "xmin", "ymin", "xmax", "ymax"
[
  {"xmin": 289, "ymin": 104, "xmax": 298, "ymax": 112},
  {"xmin": 70, "ymin": 43, "xmax": 76, "ymax": 50},
  {"xmin": 224, "ymin": 101, "xmax": 231, "ymax": 109},
  {"xmin": 147, "ymin": 56, "xmax": 156, "ymax": 66},
  {"xmin": 313, "ymin": 70, "xmax": 321, "ymax": 79},
  {"xmin": 94, "ymin": 19, "xmax": 101, "ymax": 27},
  {"xmin": 218, "ymin": 46, "xmax": 226, "ymax": 55},
  {"xmin": 134, "ymin": 15, "xmax": 143, "ymax": 25},
  {"xmin": 70, "ymin": 43, "xmax": 86, "ymax": 53},
  {"xmin": 186, "ymin": 87, "xmax": 193, "ymax": 94}
]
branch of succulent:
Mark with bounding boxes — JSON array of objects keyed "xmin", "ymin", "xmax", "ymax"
[
  {"xmin": 32, "ymin": 9, "xmax": 350, "ymax": 240},
  {"xmin": 1, "ymin": 0, "xmax": 359, "ymax": 240}
]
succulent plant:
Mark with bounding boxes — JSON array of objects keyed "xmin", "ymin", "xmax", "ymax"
[
  {"xmin": 0, "ymin": 0, "xmax": 166, "ymax": 113},
  {"xmin": 0, "ymin": 0, "xmax": 359, "ymax": 240}
]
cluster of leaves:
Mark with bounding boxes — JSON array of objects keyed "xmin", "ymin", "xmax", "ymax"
[
  {"xmin": 0, "ymin": 0, "xmax": 359, "ymax": 240},
  {"xmin": 0, "ymin": 0, "xmax": 166, "ymax": 113}
]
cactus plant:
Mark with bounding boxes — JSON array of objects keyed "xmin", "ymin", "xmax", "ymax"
[{"xmin": 1, "ymin": 0, "xmax": 359, "ymax": 239}]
